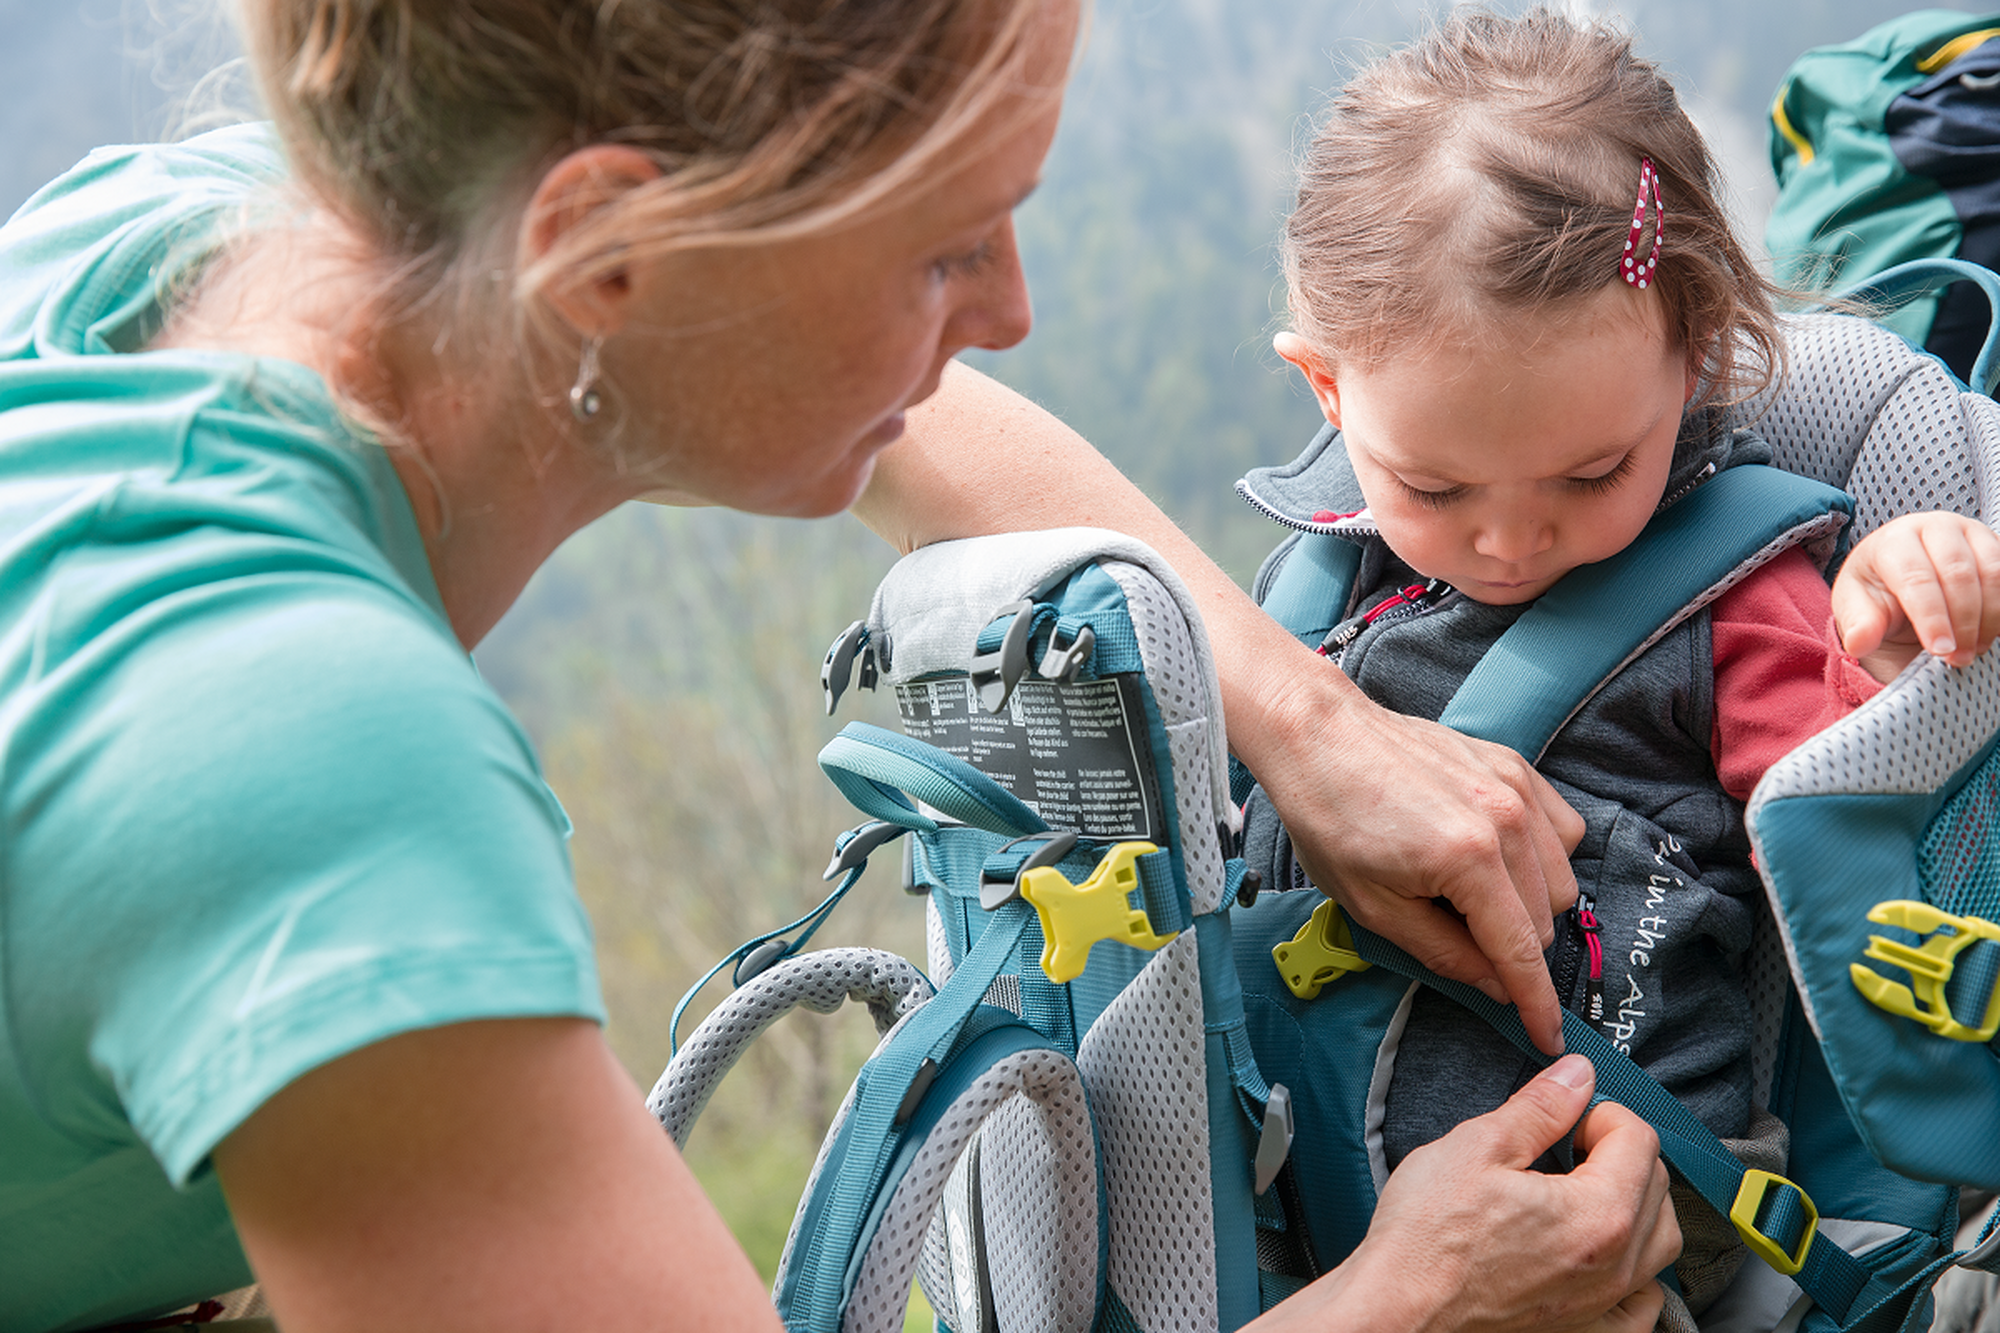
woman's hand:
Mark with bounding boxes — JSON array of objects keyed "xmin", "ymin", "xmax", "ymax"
[
  {"xmin": 870, "ymin": 363, "xmax": 1585, "ymax": 1053},
  {"xmin": 1236, "ymin": 651, "xmax": 1584, "ymax": 1054},
  {"xmin": 1258, "ymin": 1055, "xmax": 1679, "ymax": 1333},
  {"xmin": 1832, "ymin": 511, "xmax": 2000, "ymax": 681}
]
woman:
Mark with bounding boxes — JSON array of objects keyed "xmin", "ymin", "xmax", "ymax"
[{"xmin": 0, "ymin": 2, "xmax": 1675, "ymax": 1330}]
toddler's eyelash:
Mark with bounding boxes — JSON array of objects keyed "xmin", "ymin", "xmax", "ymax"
[
  {"xmin": 1398, "ymin": 479, "xmax": 1466, "ymax": 510},
  {"xmin": 1568, "ymin": 452, "xmax": 1639, "ymax": 494}
]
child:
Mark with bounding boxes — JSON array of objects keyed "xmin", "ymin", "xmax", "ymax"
[{"xmin": 1239, "ymin": 7, "xmax": 2000, "ymax": 1320}]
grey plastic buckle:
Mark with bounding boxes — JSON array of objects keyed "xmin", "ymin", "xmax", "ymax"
[
  {"xmin": 979, "ymin": 831, "xmax": 1079, "ymax": 910},
  {"xmin": 821, "ymin": 620, "xmax": 869, "ymax": 715},
  {"xmin": 824, "ymin": 820, "xmax": 907, "ymax": 881},
  {"xmin": 968, "ymin": 599, "xmax": 1035, "ymax": 713},
  {"xmin": 1254, "ymin": 1083, "xmax": 1294, "ymax": 1195},
  {"xmin": 733, "ymin": 937, "xmax": 793, "ymax": 986},
  {"xmin": 1037, "ymin": 624, "xmax": 1096, "ymax": 683}
]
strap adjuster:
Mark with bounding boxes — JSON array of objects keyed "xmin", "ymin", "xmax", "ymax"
[
  {"xmin": 978, "ymin": 832, "xmax": 1079, "ymax": 910},
  {"xmin": 1731, "ymin": 1169, "xmax": 1818, "ymax": 1276},
  {"xmin": 1851, "ymin": 900, "xmax": 2000, "ymax": 1042},
  {"xmin": 1019, "ymin": 841, "xmax": 1177, "ymax": 983},
  {"xmin": 1272, "ymin": 899, "xmax": 1372, "ymax": 1000}
]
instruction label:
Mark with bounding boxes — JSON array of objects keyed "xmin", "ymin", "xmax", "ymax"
[{"xmin": 895, "ymin": 675, "xmax": 1163, "ymax": 842}]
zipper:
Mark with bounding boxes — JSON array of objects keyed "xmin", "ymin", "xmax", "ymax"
[
  {"xmin": 1235, "ymin": 479, "xmax": 1376, "ymax": 535},
  {"xmin": 1549, "ymin": 890, "xmax": 1605, "ymax": 1029},
  {"xmin": 1316, "ymin": 578, "xmax": 1454, "ymax": 658}
]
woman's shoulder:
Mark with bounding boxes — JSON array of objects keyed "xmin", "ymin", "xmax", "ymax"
[{"xmin": 0, "ymin": 124, "xmax": 284, "ymax": 362}]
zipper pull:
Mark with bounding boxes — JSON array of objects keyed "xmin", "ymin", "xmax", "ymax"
[
  {"xmin": 1317, "ymin": 617, "xmax": 1366, "ymax": 657},
  {"xmin": 1576, "ymin": 893, "xmax": 1605, "ymax": 1024}
]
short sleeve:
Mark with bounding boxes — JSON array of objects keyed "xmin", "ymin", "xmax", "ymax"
[{"xmin": 4, "ymin": 573, "xmax": 603, "ymax": 1186}]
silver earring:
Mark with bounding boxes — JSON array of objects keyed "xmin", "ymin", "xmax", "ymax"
[{"xmin": 569, "ymin": 335, "xmax": 604, "ymax": 421}]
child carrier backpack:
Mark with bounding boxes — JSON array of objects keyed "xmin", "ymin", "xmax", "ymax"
[
  {"xmin": 1767, "ymin": 10, "xmax": 2000, "ymax": 385},
  {"xmin": 655, "ymin": 530, "xmax": 1274, "ymax": 1333},
  {"xmin": 651, "ymin": 275, "xmax": 2000, "ymax": 1333}
]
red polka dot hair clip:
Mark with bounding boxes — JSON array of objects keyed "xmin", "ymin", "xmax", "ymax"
[{"xmin": 1623, "ymin": 156, "xmax": 1664, "ymax": 289}]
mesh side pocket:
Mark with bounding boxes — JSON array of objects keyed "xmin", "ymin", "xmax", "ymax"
[{"xmin": 1923, "ymin": 750, "xmax": 2000, "ymax": 923}]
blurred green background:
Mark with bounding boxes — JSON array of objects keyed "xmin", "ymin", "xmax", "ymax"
[{"xmin": 0, "ymin": 0, "xmax": 1969, "ymax": 1304}]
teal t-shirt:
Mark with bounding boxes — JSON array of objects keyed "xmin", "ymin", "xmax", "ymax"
[{"xmin": 0, "ymin": 127, "xmax": 606, "ymax": 1331}]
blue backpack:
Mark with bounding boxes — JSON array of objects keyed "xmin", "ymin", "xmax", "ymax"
[{"xmin": 653, "ymin": 280, "xmax": 2000, "ymax": 1333}]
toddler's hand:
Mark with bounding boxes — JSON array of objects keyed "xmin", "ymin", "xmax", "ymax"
[{"xmin": 1831, "ymin": 512, "xmax": 2000, "ymax": 682}]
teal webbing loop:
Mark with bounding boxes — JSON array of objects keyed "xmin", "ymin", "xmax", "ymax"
[
  {"xmin": 1136, "ymin": 848, "xmax": 1192, "ymax": 935},
  {"xmin": 1830, "ymin": 257, "xmax": 2000, "ymax": 396},
  {"xmin": 1440, "ymin": 466, "xmax": 1853, "ymax": 761},
  {"xmin": 818, "ymin": 722, "xmax": 1048, "ymax": 836},
  {"xmin": 667, "ymin": 860, "xmax": 869, "ymax": 1055},
  {"xmin": 1346, "ymin": 923, "xmax": 1883, "ymax": 1322},
  {"xmin": 1261, "ymin": 532, "xmax": 1364, "ymax": 647},
  {"xmin": 796, "ymin": 902, "xmax": 1035, "ymax": 1333}
]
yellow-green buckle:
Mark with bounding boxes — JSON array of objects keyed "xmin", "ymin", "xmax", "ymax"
[
  {"xmin": 1850, "ymin": 900, "xmax": 2000, "ymax": 1043},
  {"xmin": 1730, "ymin": 1170, "xmax": 1818, "ymax": 1276},
  {"xmin": 1271, "ymin": 899, "xmax": 1372, "ymax": 1001},
  {"xmin": 1018, "ymin": 841, "xmax": 1177, "ymax": 984}
]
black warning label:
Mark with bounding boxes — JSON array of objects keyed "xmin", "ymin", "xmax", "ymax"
[{"xmin": 894, "ymin": 675, "xmax": 1163, "ymax": 842}]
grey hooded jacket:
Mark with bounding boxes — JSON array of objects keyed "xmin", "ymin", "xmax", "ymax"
[{"xmin": 1237, "ymin": 411, "xmax": 1844, "ymax": 1166}]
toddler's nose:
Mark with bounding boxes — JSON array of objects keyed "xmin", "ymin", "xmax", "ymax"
[{"xmin": 1473, "ymin": 513, "xmax": 1555, "ymax": 563}]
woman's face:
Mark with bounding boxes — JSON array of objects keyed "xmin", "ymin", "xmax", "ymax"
[{"xmin": 610, "ymin": 13, "xmax": 1074, "ymax": 518}]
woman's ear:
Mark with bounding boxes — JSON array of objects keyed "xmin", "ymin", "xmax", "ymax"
[
  {"xmin": 1273, "ymin": 332, "xmax": 1342, "ymax": 427},
  {"xmin": 523, "ymin": 145, "xmax": 664, "ymax": 338}
]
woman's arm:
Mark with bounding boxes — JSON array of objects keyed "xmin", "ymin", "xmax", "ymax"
[
  {"xmin": 858, "ymin": 362, "xmax": 1584, "ymax": 1053},
  {"xmin": 219, "ymin": 1024, "xmax": 1673, "ymax": 1333},
  {"xmin": 215, "ymin": 1018, "xmax": 783, "ymax": 1333}
]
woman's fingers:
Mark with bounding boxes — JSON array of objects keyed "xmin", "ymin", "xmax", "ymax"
[
  {"xmin": 1287, "ymin": 706, "xmax": 1579, "ymax": 1053},
  {"xmin": 1323, "ymin": 1057, "xmax": 1677, "ymax": 1333}
]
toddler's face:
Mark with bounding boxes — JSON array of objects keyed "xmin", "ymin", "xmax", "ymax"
[{"xmin": 1289, "ymin": 286, "xmax": 1696, "ymax": 606}]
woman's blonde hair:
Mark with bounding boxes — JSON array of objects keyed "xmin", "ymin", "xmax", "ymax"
[
  {"xmin": 235, "ymin": 0, "xmax": 1064, "ymax": 393},
  {"xmin": 1283, "ymin": 7, "xmax": 1783, "ymax": 404}
]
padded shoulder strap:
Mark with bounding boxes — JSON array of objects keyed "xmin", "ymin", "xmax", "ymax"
[
  {"xmin": 1261, "ymin": 532, "xmax": 1364, "ymax": 648},
  {"xmin": 1439, "ymin": 465, "xmax": 1852, "ymax": 761}
]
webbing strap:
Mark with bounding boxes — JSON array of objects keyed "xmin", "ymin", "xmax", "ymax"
[
  {"xmin": 1439, "ymin": 465, "xmax": 1853, "ymax": 761},
  {"xmin": 794, "ymin": 902, "xmax": 1035, "ymax": 1333},
  {"xmin": 1347, "ymin": 925, "xmax": 1886, "ymax": 1324},
  {"xmin": 1260, "ymin": 532, "xmax": 1364, "ymax": 647},
  {"xmin": 818, "ymin": 722, "xmax": 1047, "ymax": 836},
  {"xmin": 1831, "ymin": 257, "xmax": 2000, "ymax": 396}
]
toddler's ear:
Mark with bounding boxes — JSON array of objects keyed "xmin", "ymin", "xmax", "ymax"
[{"xmin": 1274, "ymin": 332, "xmax": 1342, "ymax": 427}]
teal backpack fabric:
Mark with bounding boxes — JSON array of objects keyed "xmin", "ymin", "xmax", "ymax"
[{"xmin": 1767, "ymin": 10, "xmax": 2000, "ymax": 385}]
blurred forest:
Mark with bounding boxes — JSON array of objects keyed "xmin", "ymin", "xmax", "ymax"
[{"xmin": 1, "ymin": 0, "xmax": 1971, "ymax": 1298}]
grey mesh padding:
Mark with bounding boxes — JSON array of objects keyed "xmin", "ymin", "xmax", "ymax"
[
  {"xmin": 772, "ymin": 1004, "xmax": 933, "ymax": 1301},
  {"xmin": 1101, "ymin": 560, "xmax": 1231, "ymax": 913},
  {"xmin": 1737, "ymin": 315, "xmax": 2000, "ymax": 1044},
  {"xmin": 1743, "ymin": 912, "xmax": 1793, "ymax": 1111},
  {"xmin": 1701, "ymin": 1219, "xmax": 1912, "ymax": 1333},
  {"xmin": 1076, "ymin": 932, "xmax": 1218, "ymax": 1333},
  {"xmin": 843, "ymin": 1047, "xmax": 1099, "ymax": 1333},
  {"xmin": 1724, "ymin": 314, "xmax": 1989, "ymax": 537},
  {"xmin": 647, "ymin": 948, "xmax": 932, "ymax": 1148},
  {"xmin": 867, "ymin": 527, "xmax": 1234, "ymax": 833},
  {"xmin": 927, "ymin": 896, "xmax": 953, "ymax": 985}
]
